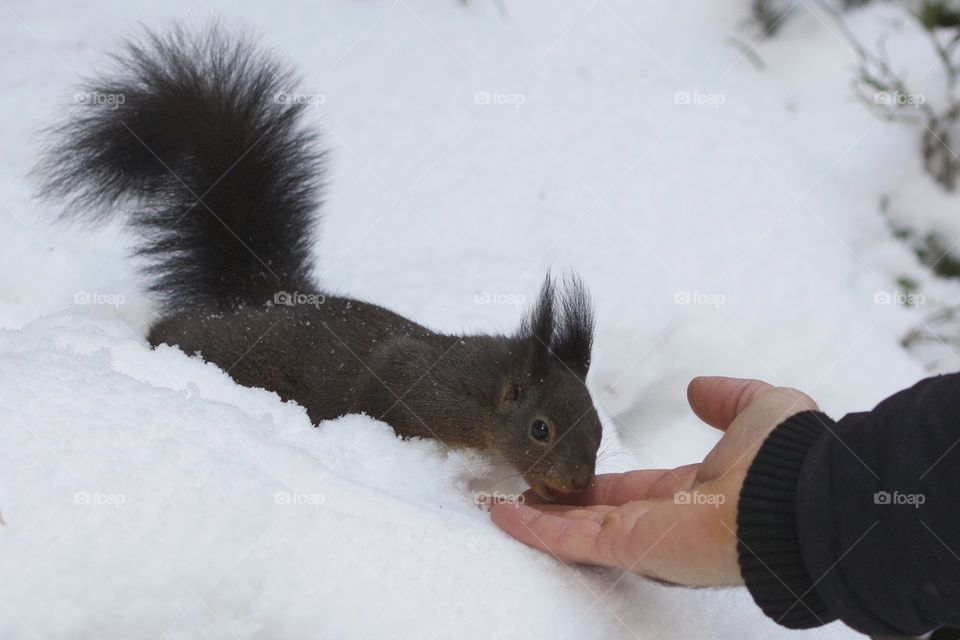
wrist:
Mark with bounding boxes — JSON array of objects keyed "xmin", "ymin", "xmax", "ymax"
[{"xmin": 736, "ymin": 410, "xmax": 838, "ymax": 629}]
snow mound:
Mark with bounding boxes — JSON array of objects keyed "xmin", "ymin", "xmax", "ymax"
[{"xmin": 0, "ymin": 315, "xmax": 854, "ymax": 639}]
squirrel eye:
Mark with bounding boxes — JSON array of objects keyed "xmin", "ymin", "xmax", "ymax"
[{"xmin": 530, "ymin": 419, "xmax": 551, "ymax": 442}]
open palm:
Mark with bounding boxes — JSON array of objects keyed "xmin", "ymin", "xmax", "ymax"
[{"xmin": 490, "ymin": 376, "xmax": 817, "ymax": 586}]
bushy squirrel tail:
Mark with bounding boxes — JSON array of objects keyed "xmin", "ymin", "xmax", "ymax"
[{"xmin": 36, "ymin": 25, "xmax": 325, "ymax": 311}]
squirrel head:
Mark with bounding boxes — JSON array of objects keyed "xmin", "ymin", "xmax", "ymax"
[{"xmin": 493, "ymin": 275, "xmax": 602, "ymax": 500}]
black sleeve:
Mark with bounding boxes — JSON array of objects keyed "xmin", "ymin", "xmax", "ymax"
[{"xmin": 736, "ymin": 373, "xmax": 960, "ymax": 636}]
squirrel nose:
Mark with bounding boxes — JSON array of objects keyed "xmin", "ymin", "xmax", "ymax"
[{"xmin": 571, "ymin": 470, "xmax": 595, "ymax": 491}]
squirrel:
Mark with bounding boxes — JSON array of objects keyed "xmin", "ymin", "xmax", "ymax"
[{"xmin": 36, "ymin": 26, "xmax": 603, "ymax": 500}]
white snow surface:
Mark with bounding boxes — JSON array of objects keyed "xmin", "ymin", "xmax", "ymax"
[{"xmin": 2, "ymin": 1, "xmax": 958, "ymax": 638}]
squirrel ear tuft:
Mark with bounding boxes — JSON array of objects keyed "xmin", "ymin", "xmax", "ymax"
[
  {"xmin": 512, "ymin": 272, "xmax": 594, "ymax": 381},
  {"xmin": 515, "ymin": 274, "xmax": 554, "ymax": 374},
  {"xmin": 551, "ymin": 274, "xmax": 594, "ymax": 380},
  {"xmin": 519, "ymin": 274, "xmax": 555, "ymax": 353}
]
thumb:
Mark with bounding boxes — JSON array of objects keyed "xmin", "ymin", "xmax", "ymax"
[{"xmin": 687, "ymin": 376, "xmax": 774, "ymax": 431}]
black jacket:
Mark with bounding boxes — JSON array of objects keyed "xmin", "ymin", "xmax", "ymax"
[{"xmin": 736, "ymin": 373, "xmax": 960, "ymax": 636}]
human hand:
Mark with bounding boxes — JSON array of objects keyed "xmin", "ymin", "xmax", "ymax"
[{"xmin": 489, "ymin": 376, "xmax": 817, "ymax": 586}]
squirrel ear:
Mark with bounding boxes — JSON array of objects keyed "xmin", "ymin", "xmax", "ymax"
[
  {"xmin": 520, "ymin": 275, "xmax": 555, "ymax": 354},
  {"xmin": 496, "ymin": 369, "xmax": 523, "ymax": 413},
  {"xmin": 497, "ymin": 341, "xmax": 531, "ymax": 413},
  {"xmin": 519, "ymin": 275, "xmax": 554, "ymax": 375},
  {"xmin": 497, "ymin": 337, "xmax": 550, "ymax": 413},
  {"xmin": 551, "ymin": 274, "xmax": 594, "ymax": 380},
  {"xmin": 497, "ymin": 338, "xmax": 545, "ymax": 413},
  {"xmin": 499, "ymin": 279, "xmax": 556, "ymax": 412}
]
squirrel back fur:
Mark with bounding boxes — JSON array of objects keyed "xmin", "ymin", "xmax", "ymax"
[{"xmin": 37, "ymin": 25, "xmax": 603, "ymax": 499}]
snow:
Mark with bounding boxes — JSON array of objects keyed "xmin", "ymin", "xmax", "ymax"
[{"xmin": 1, "ymin": 1, "xmax": 957, "ymax": 638}]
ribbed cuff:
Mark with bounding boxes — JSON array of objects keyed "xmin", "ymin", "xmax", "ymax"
[{"xmin": 737, "ymin": 410, "xmax": 839, "ymax": 629}]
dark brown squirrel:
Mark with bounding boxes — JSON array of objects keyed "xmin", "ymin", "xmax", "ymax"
[{"xmin": 37, "ymin": 26, "xmax": 603, "ymax": 499}]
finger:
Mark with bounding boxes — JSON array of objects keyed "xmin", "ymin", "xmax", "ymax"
[
  {"xmin": 528, "ymin": 504, "xmax": 617, "ymax": 520},
  {"xmin": 489, "ymin": 503, "xmax": 606, "ymax": 564},
  {"xmin": 490, "ymin": 501, "xmax": 654, "ymax": 567},
  {"xmin": 491, "ymin": 499, "xmax": 741, "ymax": 584},
  {"xmin": 524, "ymin": 470, "xmax": 669, "ymax": 506},
  {"xmin": 687, "ymin": 376, "xmax": 773, "ymax": 431},
  {"xmin": 546, "ymin": 466, "xmax": 699, "ymax": 508}
]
